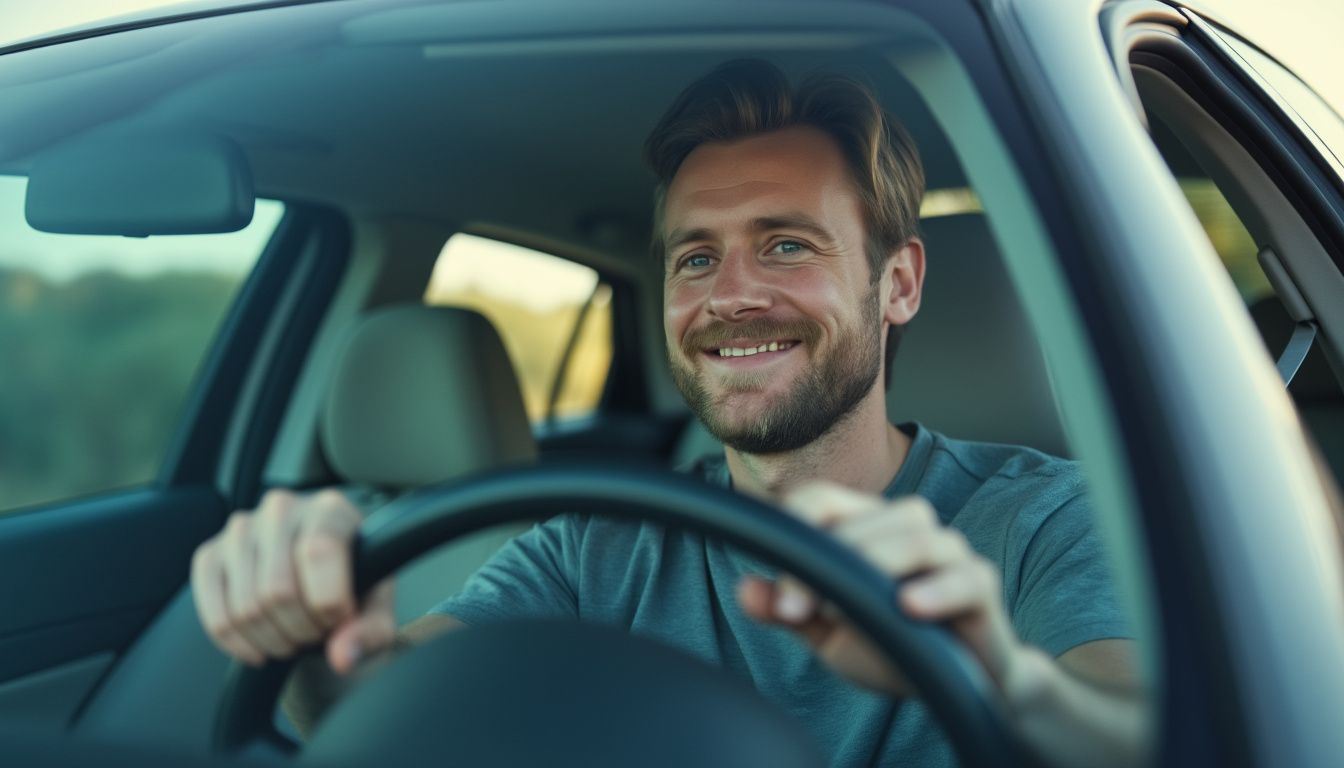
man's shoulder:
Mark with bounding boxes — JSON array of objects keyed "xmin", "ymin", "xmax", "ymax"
[
  {"xmin": 925, "ymin": 428, "xmax": 1082, "ymax": 486},
  {"xmin": 914, "ymin": 427, "xmax": 1088, "ymax": 521}
]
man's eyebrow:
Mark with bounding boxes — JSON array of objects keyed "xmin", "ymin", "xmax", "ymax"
[
  {"xmin": 663, "ymin": 214, "xmax": 837, "ymax": 258},
  {"xmin": 750, "ymin": 214, "xmax": 837, "ymax": 244},
  {"xmin": 665, "ymin": 227, "xmax": 714, "ymax": 255}
]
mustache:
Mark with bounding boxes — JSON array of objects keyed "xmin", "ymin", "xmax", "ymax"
[{"xmin": 681, "ymin": 318, "xmax": 823, "ymax": 355}]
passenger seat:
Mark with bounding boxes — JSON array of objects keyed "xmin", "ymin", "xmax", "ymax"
[{"xmin": 320, "ymin": 304, "xmax": 536, "ymax": 622}]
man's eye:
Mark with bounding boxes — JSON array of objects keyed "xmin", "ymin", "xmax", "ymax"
[
  {"xmin": 683, "ymin": 254, "xmax": 712, "ymax": 269},
  {"xmin": 771, "ymin": 240, "xmax": 807, "ymax": 256}
]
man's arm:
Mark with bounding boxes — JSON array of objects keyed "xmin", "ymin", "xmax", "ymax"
[
  {"xmin": 738, "ymin": 482, "xmax": 1150, "ymax": 768},
  {"xmin": 281, "ymin": 613, "xmax": 465, "ymax": 738},
  {"xmin": 1005, "ymin": 639, "xmax": 1149, "ymax": 768}
]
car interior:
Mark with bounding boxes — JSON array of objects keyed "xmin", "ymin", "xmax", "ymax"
[
  {"xmin": 27, "ymin": 0, "xmax": 1340, "ymax": 761},
  {"xmin": 0, "ymin": 0, "xmax": 1105, "ymax": 750}
]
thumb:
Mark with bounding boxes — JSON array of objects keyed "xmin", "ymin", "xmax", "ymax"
[
  {"xmin": 325, "ymin": 579, "xmax": 396, "ymax": 674},
  {"xmin": 737, "ymin": 575, "xmax": 834, "ymax": 649}
]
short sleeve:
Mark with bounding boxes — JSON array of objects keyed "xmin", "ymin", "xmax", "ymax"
[
  {"xmin": 429, "ymin": 514, "xmax": 584, "ymax": 624},
  {"xmin": 1010, "ymin": 494, "xmax": 1133, "ymax": 656}
]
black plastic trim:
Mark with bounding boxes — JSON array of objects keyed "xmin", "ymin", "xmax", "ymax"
[
  {"xmin": 227, "ymin": 207, "xmax": 351, "ymax": 509},
  {"xmin": 159, "ymin": 206, "xmax": 309, "ymax": 488}
]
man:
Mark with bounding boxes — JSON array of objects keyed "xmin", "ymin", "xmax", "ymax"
[{"xmin": 191, "ymin": 60, "xmax": 1146, "ymax": 766}]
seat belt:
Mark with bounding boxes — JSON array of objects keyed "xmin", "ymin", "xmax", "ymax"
[{"xmin": 1258, "ymin": 246, "xmax": 1318, "ymax": 387}]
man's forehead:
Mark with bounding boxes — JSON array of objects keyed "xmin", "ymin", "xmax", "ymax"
[
  {"xmin": 663, "ymin": 128, "xmax": 858, "ymax": 231},
  {"xmin": 666, "ymin": 180, "xmax": 793, "ymax": 221}
]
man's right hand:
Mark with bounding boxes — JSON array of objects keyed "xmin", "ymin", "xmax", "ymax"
[{"xmin": 190, "ymin": 488, "xmax": 396, "ymax": 675}]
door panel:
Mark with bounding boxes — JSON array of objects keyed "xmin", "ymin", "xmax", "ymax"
[{"xmin": 0, "ymin": 487, "xmax": 225, "ymax": 683}]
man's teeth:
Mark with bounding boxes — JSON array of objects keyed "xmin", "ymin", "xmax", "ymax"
[{"xmin": 717, "ymin": 341, "xmax": 793, "ymax": 357}]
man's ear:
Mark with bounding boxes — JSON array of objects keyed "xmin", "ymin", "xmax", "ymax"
[{"xmin": 882, "ymin": 237, "xmax": 925, "ymax": 326}]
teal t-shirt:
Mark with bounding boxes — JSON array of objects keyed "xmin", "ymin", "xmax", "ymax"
[{"xmin": 432, "ymin": 423, "xmax": 1131, "ymax": 765}]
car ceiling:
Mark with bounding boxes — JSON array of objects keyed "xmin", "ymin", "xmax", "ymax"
[{"xmin": 0, "ymin": 0, "xmax": 970, "ymax": 266}]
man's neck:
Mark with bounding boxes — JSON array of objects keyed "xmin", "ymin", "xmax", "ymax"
[{"xmin": 724, "ymin": 392, "xmax": 911, "ymax": 503}]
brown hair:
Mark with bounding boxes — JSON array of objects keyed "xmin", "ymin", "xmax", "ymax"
[{"xmin": 644, "ymin": 59, "xmax": 925, "ymax": 385}]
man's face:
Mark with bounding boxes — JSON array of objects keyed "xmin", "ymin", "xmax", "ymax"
[{"xmin": 661, "ymin": 126, "xmax": 887, "ymax": 453}]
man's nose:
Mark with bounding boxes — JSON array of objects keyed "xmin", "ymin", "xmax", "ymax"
[{"xmin": 706, "ymin": 252, "xmax": 771, "ymax": 320}]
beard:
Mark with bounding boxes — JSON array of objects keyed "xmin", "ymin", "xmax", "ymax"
[{"xmin": 668, "ymin": 284, "xmax": 883, "ymax": 455}]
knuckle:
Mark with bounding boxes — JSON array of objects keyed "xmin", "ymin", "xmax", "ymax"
[
  {"xmin": 203, "ymin": 616, "xmax": 235, "ymax": 642},
  {"xmin": 258, "ymin": 496, "xmax": 294, "ymax": 525},
  {"xmin": 295, "ymin": 531, "xmax": 344, "ymax": 564},
  {"xmin": 310, "ymin": 489, "xmax": 357, "ymax": 519},
  {"xmin": 232, "ymin": 600, "xmax": 264, "ymax": 627},
  {"xmin": 262, "ymin": 488, "xmax": 297, "ymax": 507},
  {"xmin": 311, "ymin": 487, "xmax": 347, "ymax": 504},
  {"xmin": 223, "ymin": 512, "xmax": 252, "ymax": 539},
  {"xmin": 257, "ymin": 579, "xmax": 296, "ymax": 610},
  {"xmin": 191, "ymin": 542, "xmax": 217, "ymax": 574},
  {"xmin": 309, "ymin": 596, "xmax": 349, "ymax": 625},
  {"xmin": 903, "ymin": 525, "xmax": 936, "ymax": 552}
]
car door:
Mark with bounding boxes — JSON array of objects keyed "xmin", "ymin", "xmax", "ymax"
[
  {"xmin": 1099, "ymin": 3, "xmax": 1344, "ymax": 765},
  {"xmin": 0, "ymin": 184, "xmax": 350, "ymax": 734}
]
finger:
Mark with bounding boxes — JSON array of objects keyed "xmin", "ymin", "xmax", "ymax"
[
  {"xmin": 294, "ymin": 489, "xmax": 364, "ymax": 628},
  {"xmin": 900, "ymin": 558, "xmax": 999, "ymax": 621},
  {"xmin": 830, "ymin": 495, "xmax": 938, "ymax": 544},
  {"xmin": 191, "ymin": 540, "xmax": 266, "ymax": 666},
  {"xmin": 773, "ymin": 575, "xmax": 819, "ymax": 623},
  {"xmin": 781, "ymin": 481, "xmax": 885, "ymax": 529},
  {"xmin": 325, "ymin": 580, "xmax": 398, "ymax": 675},
  {"xmin": 221, "ymin": 512, "xmax": 298, "ymax": 658},
  {"xmin": 845, "ymin": 523, "xmax": 972, "ymax": 579},
  {"xmin": 254, "ymin": 493, "xmax": 326, "ymax": 645},
  {"xmin": 737, "ymin": 574, "xmax": 817, "ymax": 624},
  {"xmin": 736, "ymin": 576, "xmax": 837, "ymax": 649}
]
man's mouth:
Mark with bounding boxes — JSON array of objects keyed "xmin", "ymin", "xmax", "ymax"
[{"xmin": 710, "ymin": 340, "xmax": 797, "ymax": 358}]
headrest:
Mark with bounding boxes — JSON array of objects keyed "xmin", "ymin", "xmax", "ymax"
[
  {"xmin": 887, "ymin": 214, "xmax": 1067, "ymax": 456},
  {"xmin": 320, "ymin": 305, "xmax": 536, "ymax": 490}
]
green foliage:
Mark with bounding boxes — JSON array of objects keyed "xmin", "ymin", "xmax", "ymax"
[{"xmin": 0, "ymin": 266, "xmax": 241, "ymax": 513}]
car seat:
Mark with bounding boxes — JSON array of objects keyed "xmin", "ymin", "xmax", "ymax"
[
  {"xmin": 74, "ymin": 304, "xmax": 539, "ymax": 747},
  {"xmin": 319, "ymin": 304, "xmax": 537, "ymax": 621}
]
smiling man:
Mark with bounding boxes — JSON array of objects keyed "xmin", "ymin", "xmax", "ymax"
[{"xmin": 192, "ymin": 60, "xmax": 1146, "ymax": 767}]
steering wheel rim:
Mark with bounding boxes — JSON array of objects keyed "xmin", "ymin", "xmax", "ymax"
[{"xmin": 214, "ymin": 463, "xmax": 1022, "ymax": 767}]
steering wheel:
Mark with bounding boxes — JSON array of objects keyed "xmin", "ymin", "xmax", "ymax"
[{"xmin": 213, "ymin": 464, "xmax": 1022, "ymax": 767}]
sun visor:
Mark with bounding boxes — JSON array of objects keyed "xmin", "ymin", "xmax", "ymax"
[{"xmin": 24, "ymin": 132, "xmax": 255, "ymax": 236}]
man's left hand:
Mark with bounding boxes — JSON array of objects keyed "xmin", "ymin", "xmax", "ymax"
[{"xmin": 737, "ymin": 481, "xmax": 1026, "ymax": 697}]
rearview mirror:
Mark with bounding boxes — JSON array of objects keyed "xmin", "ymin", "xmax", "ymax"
[{"xmin": 24, "ymin": 132, "xmax": 255, "ymax": 236}]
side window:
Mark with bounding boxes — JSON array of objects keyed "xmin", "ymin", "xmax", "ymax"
[
  {"xmin": 423, "ymin": 233, "xmax": 613, "ymax": 425},
  {"xmin": 0, "ymin": 176, "xmax": 282, "ymax": 513},
  {"xmin": 1129, "ymin": 50, "xmax": 1344, "ymax": 487},
  {"xmin": 1211, "ymin": 29, "xmax": 1344, "ymax": 175},
  {"xmin": 1172, "ymin": 176, "xmax": 1270, "ymax": 304}
]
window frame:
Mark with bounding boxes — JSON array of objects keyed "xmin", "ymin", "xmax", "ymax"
[
  {"xmin": 1124, "ymin": 21, "xmax": 1344, "ymax": 385},
  {"xmin": 423, "ymin": 229, "xmax": 636, "ymax": 429}
]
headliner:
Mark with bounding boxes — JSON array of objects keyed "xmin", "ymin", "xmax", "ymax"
[{"xmin": 0, "ymin": 0, "xmax": 972, "ymax": 265}]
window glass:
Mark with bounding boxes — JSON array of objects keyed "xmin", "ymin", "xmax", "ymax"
[
  {"xmin": 1175, "ymin": 178, "xmax": 1271, "ymax": 304},
  {"xmin": 423, "ymin": 234, "xmax": 613, "ymax": 424},
  {"xmin": 1215, "ymin": 31, "xmax": 1344, "ymax": 174},
  {"xmin": 0, "ymin": 176, "xmax": 282, "ymax": 513}
]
